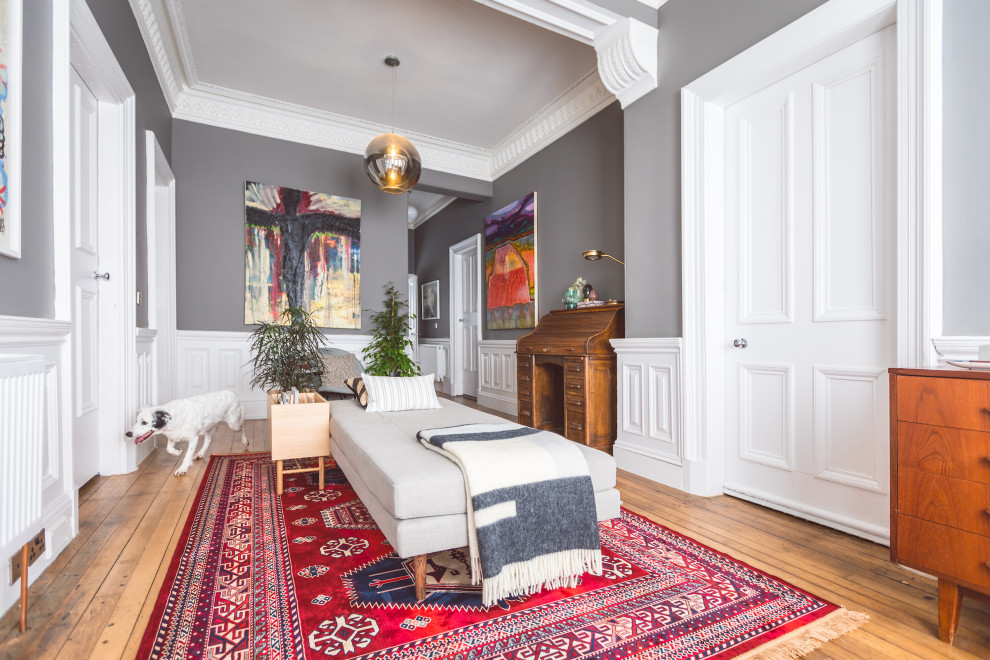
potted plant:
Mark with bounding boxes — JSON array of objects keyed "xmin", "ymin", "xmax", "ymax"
[
  {"xmin": 248, "ymin": 306, "xmax": 331, "ymax": 494},
  {"xmin": 363, "ymin": 282, "xmax": 422, "ymax": 377}
]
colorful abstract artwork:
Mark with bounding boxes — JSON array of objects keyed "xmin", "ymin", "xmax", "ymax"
[
  {"xmin": 0, "ymin": 0, "xmax": 21, "ymax": 259},
  {"xmin": 485, "ymin": 193, "xmax": 536, "ymax": 330},
  {"xmin": 245, "ymin": 181, "xmax": 361, "ymax": 328}
]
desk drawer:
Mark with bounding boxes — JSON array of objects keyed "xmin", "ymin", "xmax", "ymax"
[
  {"xmin": 896, "ymin": 515, "xmax": 990, "ymax": 591},
  {"xmin": 898, "ymin": 467, "xmax": 990, "ymax": 537},
  {"xmin": 565, "ymin": 409, "xmax": 586, "ymax": 442},
  {"xmin": 564, "ymin": 360, "xmax": 585, "ymax": 376},
  {"xmin": 897, "ymin": 376, "xmax": 990, "ymax": 431},
  {"xmin": 564, "ymin": 377, "xmax": 585, "ymax": 394},
  {"xmin": 517, "ymin": 380, "xmax": 532, "ymax": 397},
  {"xmin": 565, "ymin": 394, "xmax": 585, "ymax": 412},
  {"xmin": 897, "ymin": 422, "xmax": 990, "ymax": 484}
]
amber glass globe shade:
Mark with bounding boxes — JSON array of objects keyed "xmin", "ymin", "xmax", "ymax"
[{"xmin": 364, "ymin": 132, "xmax": 422, "ymax": 194}]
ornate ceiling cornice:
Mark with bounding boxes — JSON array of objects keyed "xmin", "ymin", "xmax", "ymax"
[{"xmin": 128, "ymin": 0, "xmax": 658, "ymax": 182}]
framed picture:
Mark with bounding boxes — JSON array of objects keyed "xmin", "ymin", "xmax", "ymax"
[
  {"xmin": 0, "ymin": 0, "xmax": 22, "ymax": 258},
  {"xmin": 485, "ymin": 192, "xmax": 536, "ymax": 329},
  {"xmin": 244, "ymin": 181, "xmax": 361, "ymax": 328},
  {"xmin": 421, "ymin": 280, "xmax": 440, "ymax": 320}
]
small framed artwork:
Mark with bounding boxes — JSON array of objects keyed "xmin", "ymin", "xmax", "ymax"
[
  {"xmin": 0, "ymin": 0, "xmax": 22, "ymax": 258},
  {"xmin": 421, "ymin": 280, "xmax": 440, "ymax": 320}
]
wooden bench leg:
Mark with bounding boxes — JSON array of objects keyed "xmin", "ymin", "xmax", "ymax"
[
  {"xmin": 413, "ymin": 554, "xmax": 427, "ymax": 601},
  {"xmin": 318, "ymin": 456, "xmax": 325, "ymax": 491},
  {"xmin": 276, "ymin": 460, "xmax": 284, "ymax": 495},
  {"xmin": 938, "ymin": 578, "xmax": 962, "ymax": 644}
]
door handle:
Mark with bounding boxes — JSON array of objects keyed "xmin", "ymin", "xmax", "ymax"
[
  {"xmin": 732, "ymin": 338, "xmax": 748, "ymax": 349},
  {"xmin": 93, "ymin": 271, "xmax": 110, "ymax": 281}
]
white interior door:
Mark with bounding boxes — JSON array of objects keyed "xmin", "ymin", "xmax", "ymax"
[
  {"xmin": 70, "ymin": 67, "xmax": 101, "ymax": 487},
  {"xmin": 450, "ymin": 235, "xmax": 481, "ymax": 397},
  {"xmin": 723, "ymin": 26, "xmax": 896, "ymax": 539}
]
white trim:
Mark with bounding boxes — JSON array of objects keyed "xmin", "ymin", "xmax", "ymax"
[
  {"xmin": 449, "ymin": 234, "xmax": 483, "ymax": 397},
  {"xmin": 633, "ymin": 0, "xmax": 668, "ymax": 9},
  {"xmin": 932, "ymin": 335, "xmax": 990, "ymax": 364},
  {"xmin": 477, "ymin": 339, "xmax": 518, "ymax": 415},
  {"xmin": 69, "ymin": 0, "xmax": 140, "ymax": 476},
  {"xmin": 52, "ymin": 0, "xmax": 71, "ymax": 320},
  {"xmin": 679, "ymin": 0, "xmax": 941, "ymax": 497},
  {"xmin": 128, "ymin": 0, "xmax": 657, "ymax": 181},
  {"xmin": 145, "ymin": 131, "xmax": 177, "ymax": 404},
  {"xmin": 724, "ymin": 483, "xmax": 889, "ymax": 544},
  {"xmin": 0, "ymin": 0, "xmax": 23, "ymax": 258},
  {"xmin": 409, "ymin": 195, "xmax": 457, "ymax": 229}
]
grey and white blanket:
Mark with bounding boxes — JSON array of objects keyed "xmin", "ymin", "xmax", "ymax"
[{"xmin": 417, "ymin": 422, "xmax": 602, "ymax": 606}]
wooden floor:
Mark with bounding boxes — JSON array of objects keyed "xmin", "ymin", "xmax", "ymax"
[{"xmin": 0, "ymin": 397, "xmax": 987, "ymax": 659}]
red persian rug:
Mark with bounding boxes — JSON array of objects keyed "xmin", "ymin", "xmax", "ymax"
[{"xmin": 136, "ymin": 453, "xmax": 866, "ymax": 659}]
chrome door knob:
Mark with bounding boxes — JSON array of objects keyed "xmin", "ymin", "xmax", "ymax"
[
  {"xmin": 732, "ymin": 338, "xmax": 748, "ymax": 349},
  {"xmin": 93, "ymin": 271, "xmax": 110, "ymax": 280}
]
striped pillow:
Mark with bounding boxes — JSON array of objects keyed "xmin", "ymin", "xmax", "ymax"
[
  {"xmin": 344, "ymin": 377, "xmax": 369, "ymax": 408},
  {"xmin": 361, "ymin": 373, "xmax": 441, "ymax": 413}
]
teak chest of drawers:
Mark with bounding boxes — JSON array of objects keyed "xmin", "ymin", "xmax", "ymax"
[{"xmin": 889, "ymin": 368, "xmax": 990, "ymax": 644}]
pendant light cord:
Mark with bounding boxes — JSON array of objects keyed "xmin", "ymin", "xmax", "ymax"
[{"xmin": 390, "ymin": 65, "xmax": 397, "ymax": 133}]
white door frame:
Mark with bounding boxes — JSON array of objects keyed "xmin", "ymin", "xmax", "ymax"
[
  {"xmin": 449, "ymin": 234, "xmax": 483, "ymax": 396},
  {"xmin": 680, "ymin": 0, "xmax": 942, "ymax": 497},
  {"xmin": 407, "ymin": 273, "xmax": 419, "ymax": 365},
  {"xmin": 146, "ymin": 131, "xmax": 176, "ymax": 405},
  {"xmin": 54, "ymin": 0, "xmax": 139, "ymax": 477}
]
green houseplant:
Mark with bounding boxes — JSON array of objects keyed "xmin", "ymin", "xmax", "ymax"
[
  {"xmin": 363, "ymin": 282, "xmax": 421, "ymax": 377},
  {"xmin": 248, "ymin": 306, "xmax": 327, "ymax": 394}
]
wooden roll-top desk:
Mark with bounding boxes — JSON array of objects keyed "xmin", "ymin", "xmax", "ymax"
[{"xmin": 516, "ymin": 305, "xmax": 624, "ymax": 453}]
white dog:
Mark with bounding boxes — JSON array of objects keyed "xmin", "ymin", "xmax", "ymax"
[{"xmin": 125, "ymin": 390, "xmax": 248, "ymax": 476}]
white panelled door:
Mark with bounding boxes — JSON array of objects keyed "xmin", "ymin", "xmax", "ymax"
[
  {"xmin": 70, "ymin": 67, "xmax": 102, "ymax": 487},
  {"xmin": 457, "ymin": 247, "xmax": 480, "ymax": 396},
  {"xmin": 723, "ymin": 26, "xmax": 896, "ymax": 538}
]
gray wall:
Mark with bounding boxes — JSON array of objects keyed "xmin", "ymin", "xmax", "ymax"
[
  {"xmin": 0, "ymin": 0, "xmax": 56, "ymax": 318},
  {"xmin": 942, "ymin": 0, "xmax": 990, "ymax": 335},
  {"xmin": 172, "ymin": 119, "xmax": 408, "ymax": 332},
  {"xmin": 87, "ymin": 0, "xmax": 172, "ymax": 327},
  {"xmin": 613, "ymin": 0, "xmax": 829, "ymax": 337},
  {"xmin": 0, "ymin": 0, "xmax": 169, "ymax": 323},
  {"xmin": 415, "ymin": 103, "xmax": 624, "ymax": 340}
]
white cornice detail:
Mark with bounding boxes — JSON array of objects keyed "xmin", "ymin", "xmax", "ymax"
[
  {"xmin": 633, "ymin": 0, "xmax": 669, "ymax": 9},
  {"xmin": 129, "ymin": 0, "xmax": 658, "ymax": 181},
  {"xmin": 596, "ymin": 18, "xmax": 658, "ymax": 108},
  {"xmin": 490, "ymin": 69, "xmax": 613, "ymax": 178},
  {"xmin": 410, "ymin": 195, "xmax": 457, "ymax": 229}
]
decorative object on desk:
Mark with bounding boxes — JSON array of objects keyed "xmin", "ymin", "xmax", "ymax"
[
  {"xmin": 363, "ymin": 282, "xmax": 421, "ymax": 377},
  {"xmin": 248, "ymin": 306, "xmax": 327, "ymax": 395},
  {"xmin": 0, "ymin": 0, "xmax": 22, "ymax": 258},
  {"xmin": 364, "ymin": 55, "xmax": 422, "ymax": 194},
  {"xmin": 588, "ymin": 288, "xmax": 599, "ymax": 301},
  {"xmin": 562, "ymin": 287, "xmax": 581, "ymax": 309},
  {"xmin": 245, "ymin": 181, "xmax": 361, "ymax": 328},
  {"xmin": 421, "ymin": 279, "xmax": 439, "ymax": 320},
  {"xmin": 945, "ymin": 360, "xmax": 990, "ymax": 371},
  {"xmin": 485, "ymin": 192, "xmax": 537, "ymax": 329},
  {"xmin": 582, "ymin": 249, "xmax": 624, "ymax": 266},
  {"xmin": 137, "ymin": 453, "xmax": 867, "ymax": 660},
  {"xmin": 582, "ymin": 283, "xmax": 593, "ymax": 299},
  {"xmin": 577, "ymin": 300, "xmax": 606, "ymax": 308}
]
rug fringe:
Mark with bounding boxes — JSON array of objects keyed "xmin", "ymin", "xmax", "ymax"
[{"xmin": 735, "ymin": 608, "xmax": 869, "ymax": 659}]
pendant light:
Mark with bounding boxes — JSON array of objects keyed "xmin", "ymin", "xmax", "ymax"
[{"xmin": 364, "ymin": 55, "xmax": 422, "ymax": 194}]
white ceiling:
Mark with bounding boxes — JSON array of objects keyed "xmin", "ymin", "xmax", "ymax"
[{"xmin": 170, "ymin": 0, "xmax": 597, "ymax": 149}]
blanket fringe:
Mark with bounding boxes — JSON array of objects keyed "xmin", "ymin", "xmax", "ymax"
[
  {"xmin": 735, "ymin": 608, "xmax": 869, "ymax": 659},
  {"xmin": 480, "ymin": 549, "xmax": 602, "ymax": 607}
]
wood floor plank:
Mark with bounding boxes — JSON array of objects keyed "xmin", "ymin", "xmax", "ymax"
[{"xmin": 2, "ymin": 401, "xmax": 987, "ymax": 659}]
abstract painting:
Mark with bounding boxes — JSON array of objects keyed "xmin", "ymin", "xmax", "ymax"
[
  {"xmin": 0, "ymin": 0, "xmax": 21, "ymax": 258},
  {"xmin": 421, "ymin": 280, "xmax": 439, "ymax": 320},
  {"xmin": 245, "ymin": 181, "xmax": 361, "ymax": 328},
  {"xmin": 485, "ymin": 192, "xmax": 536, "ymax": 329}
]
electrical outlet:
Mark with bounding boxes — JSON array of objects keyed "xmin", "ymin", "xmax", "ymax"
[{"xmin": 8, "ymin": 529, "xmax": 45, "ymax": 585}]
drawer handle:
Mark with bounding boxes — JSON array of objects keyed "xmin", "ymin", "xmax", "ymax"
[
  {"xmin": 519, "ymin": 375, "xmax": 531, "ymax": 381},
  {"xmin": 569, "ymin": 422, "xmax": 583, "ymax": 431},
  {"xmin": 985, "ymin": 561, "xmax": 990, "ymax": 571},
  {"xmin": 542, "ymin": 347, "xmax": 551, "ymax": 352}
]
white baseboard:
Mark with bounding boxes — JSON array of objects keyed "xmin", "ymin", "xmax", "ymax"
[{"xmin": 723, "ymin": 482, "xmax": 890, "ymax": 545}]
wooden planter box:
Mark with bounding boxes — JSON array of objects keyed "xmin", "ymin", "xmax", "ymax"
[{"xmin": 267, "ymin": 391, "xmax": 330, "ymax": 493}]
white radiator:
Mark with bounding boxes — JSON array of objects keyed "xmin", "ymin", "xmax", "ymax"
[
  {"xmin": 418, "ymin": 343, "xmax": 448, "ymax": 388},
  {"xmin": 0, "ymin": 355, "xmax": 47, "ymax": 553}
]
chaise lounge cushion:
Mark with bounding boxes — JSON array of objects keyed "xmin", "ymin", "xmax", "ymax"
[{"xmin": 328, "ymin": 398, "xmax": 617, "ymax": 521}]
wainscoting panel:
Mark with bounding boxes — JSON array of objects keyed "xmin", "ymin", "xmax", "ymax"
[
  {"xmin": 418, "ymin": 339, "xmax": 451, "ymax": 393},
  {"xmin": 0, "ymin": 316, "xmax": 76, "ymax": 618},
  {"xmin": 478, "ymin": 340, "xmax": 517, "ymax": 415},
  {"xmin": 176, "ymin": 331, "xmax": 372, "ymax": 420},
  {"xmin": 611, "ymin": 338, "xmax": 683, "ymax": 488}
]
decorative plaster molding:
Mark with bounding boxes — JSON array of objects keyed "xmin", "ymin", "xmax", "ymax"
[
  {"xmin": 633, "ymin": 0, "xmax": 669, "ymax": 9},
  {"xmin": 129, "ymin": 0, "xmax": 660, "ymax": 182},
  {"xmin": 595, "ymin": 18, "xmax": 658, "ymax": 108},
  {"xmin": 490, "ymin": 69, "xmax": 613, "ymax": 178},
  {"xmin": 410, "ymin": 195, "xmax": 457, "ymax": 229}
]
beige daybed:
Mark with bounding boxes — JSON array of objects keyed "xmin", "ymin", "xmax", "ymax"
[{"xmin": 328, "ymin": 397, "xmax": 621, "ymax": 598}]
